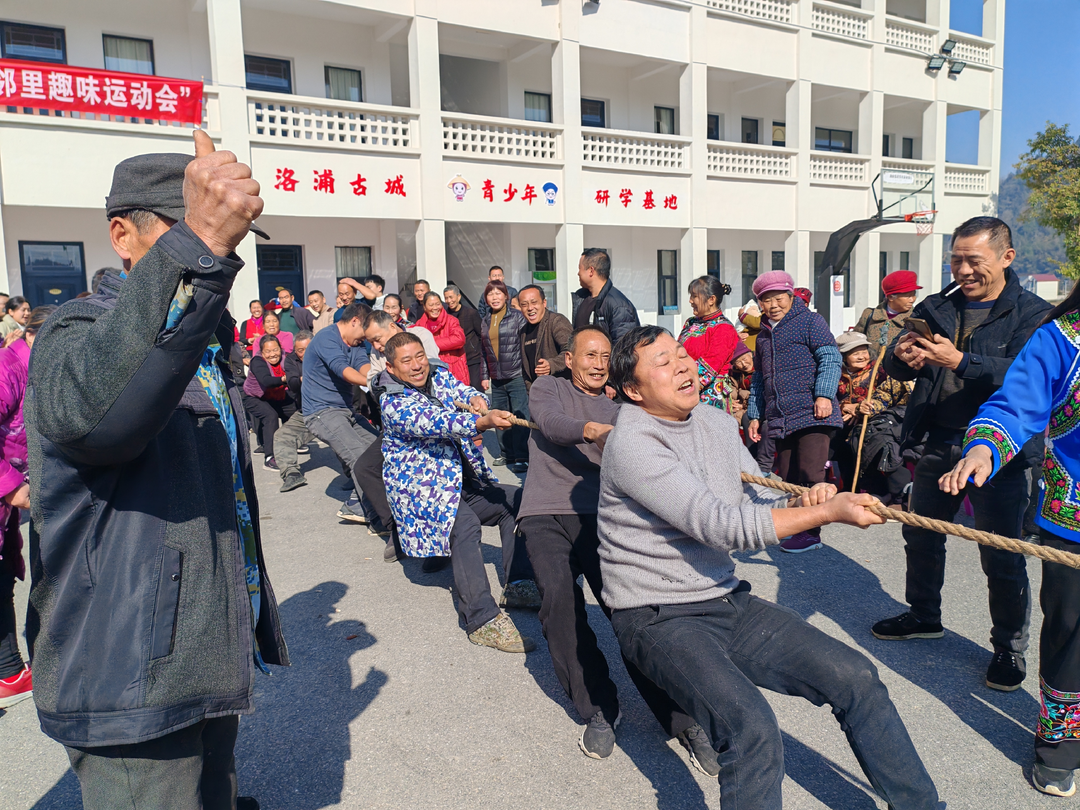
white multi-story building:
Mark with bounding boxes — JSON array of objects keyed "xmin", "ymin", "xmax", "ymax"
[{"xmin": 0, "ymin": 0, "xmax": 1003, "ymax": 328}]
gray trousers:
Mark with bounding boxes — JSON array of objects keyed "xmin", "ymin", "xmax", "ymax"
[
  {"xmin": 65, "ymin": 716, "xmax": 239, "ymax": 810},
  {"xmin": 274, "ymin": 410, "xmax": 314, "ymax": 479},
  {"xmin": 304, "ymin": 407, "xmax": 378, "ymax": 502}
]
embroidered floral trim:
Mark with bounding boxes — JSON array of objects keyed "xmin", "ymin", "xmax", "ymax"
[
  {"xmin": 1040, "ymin": 451, "xmax": 1080, "ymax": 533},
  {"xmin": 1049, "ymin": 360, "xmax": 1080, "ymax": 440},
  {"xmin": 1055, "ymin": 311, "xmax": 1080, "ymax": 349},
  {"xmin": 1039, "ymin": 676, "xmax": 1080, "ymax": 743},
  {"xmin": 963, "ymin": 421, "xmax": 1017, "ymax": 466}
]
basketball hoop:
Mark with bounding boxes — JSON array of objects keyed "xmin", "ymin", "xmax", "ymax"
[{"xmin": 905, "ymin": 210, "xmax": 937, "ymax": 236}]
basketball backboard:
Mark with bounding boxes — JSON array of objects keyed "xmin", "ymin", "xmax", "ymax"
[{"xmin": 873, "ymin": 168, "xmax": 935, "ymax": 222}]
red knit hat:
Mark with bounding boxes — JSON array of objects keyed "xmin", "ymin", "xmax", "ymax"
[{"xmin": 881, "ymin": 270, "xmax": 922, "ymax": 296}]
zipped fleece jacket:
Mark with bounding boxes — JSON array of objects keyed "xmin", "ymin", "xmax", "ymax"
[{"xmin": 25, "ymin": 223, "xmax": 289, "ymax": 748}]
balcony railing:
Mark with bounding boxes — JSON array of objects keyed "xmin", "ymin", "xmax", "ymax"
[
  {"xmin": 812, "ymin": 1, "xmax": 872, "ymax": 41},
  {"xmin": 809, "ymin": 151, "xmax": 870, "ymax": 185},
  {"xmin": 248, "ymin": 94, "xmax": 418, "ymax": 152},
  {"xmin": 582, "ymin": 128, "xmax": 690, "ymax": 173},
  {"xmin": 707, "ymin": 142, "xmax": 796, "ymax": 181},
  {"xmin": 705, "ymin": 0, "xmax": 794, "ymax": 24},
  {"xmin": 943, "ymin": 164, "xmax": 990, "ymax": 195},
  {"xmin": 885, "ymin": 19, "xmax": 936, "ymax": 53},
  {"xmin": 949, "ymin": 33, "xmax": 994, "ymax": 66},
  {"xmin": 441, "ymin": 113, "xmax": 561, "ymax": 164}
]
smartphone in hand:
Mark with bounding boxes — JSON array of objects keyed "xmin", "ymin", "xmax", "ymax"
[{"xmin": 905, "ymin": 317, "xmax": 933, "ymax": 340}]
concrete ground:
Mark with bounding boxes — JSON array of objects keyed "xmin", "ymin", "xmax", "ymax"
[{"xmin": 0, "ymin": 439, "xmax": 1064, "ymax": 810}]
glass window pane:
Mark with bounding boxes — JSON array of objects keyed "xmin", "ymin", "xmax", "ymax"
[
  {"xmin": 880, "ymin": 251, "xmax": 889, "ymax": 286},
  {"xmin": 771, "ymin": 121, "xmax": 786, "ymax": 147},
  {"xmin": 524, "ymin": 92, "xmax": 551, "ymax": 123},
  {"xmin": 883, "ymin": 133, "xmax": 891, "ymax": 157},
  {"xmin": 772, "ymin": 251, "xmax": 785, "ymax": 272},
  {"xmin": 21, "ymin": 242, "xmax": 84, "ymax": 272},
  {"xmin": 581, "ymin": 98, "xmax": 605, "ymax": 128},
  {"xmin": 246, "ymin": 55, "xmax": 292, "ymax": 94},
  {"xmin": 3, "ymin": 23, "xmax": 66, "ymax": 63},
  {"xmin": 655, "ymin": 107, "xmax": 675, "ymax": 135},
  {"xmin": 325, "ymin": 66, "xmax": 362, "ymax": 102},
  {"xmin": 741, "ymin": 118, "xmax": 759, "ymax": 144},
  {"xmin": 900, "ymin": 251, "xmax": 910, "ymax": 271},
  {"xmin": 335, "ymin": 247, "xmax": 371, "ymax": 279},
  {"xmin": 815, "ymin": 127, "xmax": 831, "ymax": 151},
  {"xmin": 707, "ymin": 250, "xmax": 720, "ymax": 278},
  {"xmin": 103, "ymin": 35, "xmax": 154, "ymax": 75},
  {"xmin": 742, "ymin": 250, "xmax": 759, "ymax": 303},
  {"xmin": 902, "ymin": 137, "xmax": 915, "ymax": 159},
  {"xmin": 834, "ymin": 129, "xmax": 853, "ymax": 153}
]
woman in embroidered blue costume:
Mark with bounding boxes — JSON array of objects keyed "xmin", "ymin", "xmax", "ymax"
[{"xmin": 941, "ymin": 289, "xmax": 1080, "ymax": 797}]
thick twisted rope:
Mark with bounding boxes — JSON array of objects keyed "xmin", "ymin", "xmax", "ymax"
[{"xmin": 740, "ymin": 472, "xmax": 1080, "ymax": 570}]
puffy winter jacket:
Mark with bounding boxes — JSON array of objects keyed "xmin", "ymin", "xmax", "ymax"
[
  {"xmin": 481, "ymin": 306, "xmax": 527, "ymax": 381},
  {"xmin": 571, "ymin": 280, "xmax": 640, "ymax": 343}
]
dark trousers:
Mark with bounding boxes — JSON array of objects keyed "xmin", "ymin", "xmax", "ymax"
[
  {"xmin": 449, "ymin": 482, "xmax": 533, "ymax": 633},
  {"xmin": 1035, "ymin": 529, "xmax": 1080, "ymax": 771},
  {"xmin": 833, "ymin": 428, "xmax": 910, "ymax": 503},
  {"xmin": 65, "ymin": 716, "xmax": 240, "ymax": 810},
  {"xmin": 467, "ymin": 362, "xmax": 483, "ymax": 392},
  {"xmin": 775, "ymin": 426, "xmax": 835, "ymax": 538},
  {"xmin": 490, "ymin": 376, "xmax": 529, "ymax": 463},
  {"xmin": 353, "ymin": 440, "xmax": 394, "ymax": 529},
  {"xmin": 742, "ymin": 414, "xmax": 775, "ymax": 475},
  {"xmin": 246, "ymin": 396, "xmax": 296, "ymax": 460},
  {"xmin": 904, "ymin": 441, "xmax": 1031, "ymax": 654},
  {"xmin": 611, "ymin": 591, "xmax": 939, "ymax": 810},
  {"xmin": 0, "ymin": 563, "xmax": 23, "ymax": 679},
  {"xmin": 522, "ymin": 514, "xmax": 695, "ymax": 736}
]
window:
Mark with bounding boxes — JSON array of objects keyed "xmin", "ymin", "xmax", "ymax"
[
  {"xmin": 658, "ymin": 250, "xmax": 678, "ymax": 312},
  {"xmin": 325, "ymin": 66, "xmax": 362, "ymax": 102},
  {"xmin": 335, "ymin": 246, "xmax": 372, "ymax": 280},
  {"xmin": 103, "ymin": 35, "xmax": 154, "ymax": 75},
  {"xmin": 900, "ymin": 251, "xmax": 911, "ymax": 271},
  {"xmin": 707, "ymin": 114, "xmax": 721, "ymax": 141},
  {"xmin": 654, "ymin": 106, "xmax": 675, "ymax": 135},
  {"xmin": 772, "ymin": 251, "xmax": 785, "ymax": 272},
  {"xmin": 529, "ymin": 248, "xmax": 556, "ymax": 310},
  {"xmin": 581, "ymin": 98, "xmax": 605, "ymax": 128},
  {"xmin": 1, "ymin": 22, "xmax": 65, "ymax": 63},
  {"xmin": 902, "ymin": 137, "xmax": 915, "ymax": 160},
  {"xmin": 882, "ymin": 134, "xmax": 892, "ymax": 157},
  {"xmin": 815, "ymin": 127, "xmax": 853, "ymax": 153},
  {"xmin": 741, "ymin": 117, "xmax": 760, "ymax": 145},
  {"xmin": 245, "ymin": 55, "xmax": 292, "ymax": 94},
  {"xmin": 19, "ymin": 241, "xmax": 85, "ymax": 306},
  {"xmin": 880, "ymin": 251, "xmax": 889, "ymax": 287},
  {"xmin": 772, "ymin": 121, "xmax": 786, "ymax": 147},
  {"xmin": 707, "ymin": 249, "xmax": 721, "ymax": 279},
  {"xmin": 525, "ymin": 92, "xmax": 552, "ymax": 123},
  {"xmin": 742, "ymin": 251, "xmax": 759, "ymax": 303},
  {"xmin": 815, "ymin": 251, "xmax": 852, "ymax": 308}
]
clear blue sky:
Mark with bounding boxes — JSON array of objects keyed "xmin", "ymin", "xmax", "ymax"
[{"xmin": 946, "ymin": 0, "xmax": 1080, "ymax": 171}]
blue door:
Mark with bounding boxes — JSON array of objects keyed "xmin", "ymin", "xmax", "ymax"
[{"xmin": 256, "ymin": 244, "xmax": 304, "ymax": 305}]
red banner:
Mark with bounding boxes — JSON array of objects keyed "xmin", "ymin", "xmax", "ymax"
[{"xmin": 0, "ymin": 59, "xmax": 203, "ymax": 125}]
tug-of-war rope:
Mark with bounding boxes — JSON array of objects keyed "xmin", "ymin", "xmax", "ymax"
[{"xmin": 457, "ymin": 401, "xmax": 1080, "ymax": 570}]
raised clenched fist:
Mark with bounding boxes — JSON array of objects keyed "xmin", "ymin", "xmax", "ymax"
[{"xmin": 183, "ymin": 130, "xmax": 263, "ymax": 257}]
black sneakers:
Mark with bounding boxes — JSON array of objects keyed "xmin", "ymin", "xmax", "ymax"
[
  {"xmin": 579, "ymin": 709, "xmax": 621, "ymax": 759},
  {"xmin": 336, "ymin": 497, "xmax": 368, "ymax": 524},
  {"xmin": 871, "ymin": 612, "xmax": 944, "ymax": 641},
  {"xmin": 280, "ymin": 472, "xmax": 307, "ymax": 493},
  {"xmin": 1033, "ymin": 762, "xmax": 1076, "ymax": 797},
  {"xmin": 986, "ymin": 650, "xmax": 1026, "ymax": 691},
  {"xmin": 676, "ymin": 724, "xmax": 721, "ymax": 777}
]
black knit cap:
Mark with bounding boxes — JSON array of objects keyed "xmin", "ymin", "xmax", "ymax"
[{"xmin": 104, "ymin": 152, "xmax": 268, "ymax": 239}]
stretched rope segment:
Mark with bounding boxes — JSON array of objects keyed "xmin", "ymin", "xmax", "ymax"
[
  {"xmin": 454, "ymin": 400, "xmax": 538, "ymax": 430},
  {"xmin": 740, "ymin": 472, "xmax": 1080, "ymax": 570}
]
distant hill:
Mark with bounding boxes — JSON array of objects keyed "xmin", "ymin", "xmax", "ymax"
[{"xmin": 996, "ymin": 172, "xmax": 1068, "ymax": 279}]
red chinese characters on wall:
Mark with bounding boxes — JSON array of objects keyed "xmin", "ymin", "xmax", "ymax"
[
  {"xmin": 274, "ymin": 168, "xmax": 298, "ymax": 192},
  {"xmin": 271, "ymin": 168, "xmax": 408, "ymax": 200},
  {"xmin": 0, "ymin": 58, "xmax": 202, "ymax": 124}
]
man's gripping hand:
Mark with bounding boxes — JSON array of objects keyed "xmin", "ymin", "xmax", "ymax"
[{"xmin": 183, "ymin": 130, "xmax": 263, "ymax": 258}]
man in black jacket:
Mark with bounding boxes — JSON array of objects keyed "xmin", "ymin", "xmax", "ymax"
[
  {"xmin": 444, "ymin": 284, "xmax": 484, "ymax": 389},
  {"xmin": 874, "ymin": 216, "xmax": 1051, "ymax": 692},
  {"xmin": 275, "ymin": 330, "xmax": 314, "ymax": 492},
  {"xmin": 572, "ymin": 248, "xmax": 640, "ymax": 343},
  {"xmin": 26, "ymin": 133, "xmax": 286, "ymax": 810}
]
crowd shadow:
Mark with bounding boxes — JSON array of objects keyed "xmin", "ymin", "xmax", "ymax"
[
  {"xmin": 30, "ymin": 770, "xmax": 81, "ymax": 810},
  {"xmin": 738, "ymin": 544, "xmax": 1039, "ymax": 767},
  {"xmin": 781, "ymin": 732, "xmax": 881, "ymax": 809}
]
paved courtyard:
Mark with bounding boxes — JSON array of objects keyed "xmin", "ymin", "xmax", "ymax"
[{"xmin": 0, "ymin": 440, "xmax": 1063, "ymax": 809}]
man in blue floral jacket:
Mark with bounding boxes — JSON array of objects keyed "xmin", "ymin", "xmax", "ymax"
[{"xmin": 376, "ymin": 331, "xmax": 537, "ymax": 652}]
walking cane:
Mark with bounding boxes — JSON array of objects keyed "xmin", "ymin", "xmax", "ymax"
[{"xmin": 850, "ymin": 333, "xmax": 889, "ymax": 492}]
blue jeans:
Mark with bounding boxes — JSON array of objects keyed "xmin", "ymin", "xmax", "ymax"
[
  {"xmin": 490, "ymin": 376, "xmax": 529, "ymax": 463},
  {"xmin": 611, "ymin": 589, "xmax": 939, "ymax": 810},
  {"xmin": 904, "ymin": 440, "xmax": 1031, "ymax": 653}
]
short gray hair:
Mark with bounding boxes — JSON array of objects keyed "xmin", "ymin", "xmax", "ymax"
[
  {"xmin": 295, "ymin": 330, "xmax": 314, "ymax": 343},
  {"xmin": 443, "ymin": 284, "xmax": 461, "ymax": 296}
]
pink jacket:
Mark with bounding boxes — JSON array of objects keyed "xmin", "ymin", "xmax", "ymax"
[{"xmin": 0, "ymin": 338, "xmax": 29, "ymax": 580}]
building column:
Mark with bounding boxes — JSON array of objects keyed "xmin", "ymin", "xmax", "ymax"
[
  {"xmin": 552, "ymin": 5, "xmax": 582, "ymax": 315},
  {"xmin": 918, "ymin": 232, "xmax": 944, "ymax": 294},
  {"xmin": 786, "ymin": 229, "xmax": 812, "ymax": 289},
  {"xmin": 410, "ymin": 12, "xmax": 447, "ymax": 291},
  {"xmin": 555, "ymin": 223, "xmax": 583, "ymax": 316},
  {"xmin": 857, "ymin": 230, "xmax": 881, "ymax": 313},
  {"xmin": 789, "ymin": 76, "xmax": 812, "ymax": 285}
]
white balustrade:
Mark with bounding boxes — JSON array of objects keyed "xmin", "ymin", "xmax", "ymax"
[
  {"xmin": 949, "ymin": 35, "xmax": 993, "ymax": 66},
  {"xmin": 582, "ymin": 128, "xmax": 689, "ymax": 172},
  {"xmin": 812, "ymin": 2, "xmax": 870, "ymax": 40},
  {"xmin": 248, "ymin": 95, "xmax": 418, "ymax": 152},
  {"xmin": 885, "ymin": 19, "xmax": 935, "ymax": 52},
  {"xmin": 809, "ymin": 152, "xmax": 869, "ymax": 185},
  {"xmin": 707, "ymin": 143, "xmax": 795, "ymax": 180},
  {"xmin": 943, "ymin": 165, "xmax": 990, "ymax": 194},
  {"xmin": 442, "ymin": 114, "xmax": 561, "ymax": 164},
  {"xmin": 706, "ymin": 0, "xmax": 793, "ymax": 24}
]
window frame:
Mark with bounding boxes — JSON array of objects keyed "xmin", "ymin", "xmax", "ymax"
[
  {"xmin": 771, "ymin": 251, "xmax": 785, "ymax": 273},
  {"xmin": 102, "ymin": 33, "xmax": 155, "ymax": 75},
  {"xmin": 741, "ymin": 117, "xmax": 760, "ymax": 145},
  {"xmin": 880, "ymin": 250, "xmax": 889, "ymax": 287},
  {"xmin": 902, "ymin": 137, "xmax": 915, "ymax": 160},
  {"xmin": 707, "ymin": 249, "xmax": 721, "ymax": 279},
  {"xmin": 657, "ymin": 249, "xmax": 679, "ymax": 313},
  {"xmin": 245, "ymin": 54, "xmax": 293, "ymax": 95},
  {"xmin": 900, "ymin": 251, "xmax": 911, "ymax": 271},
  {"xmin": 334, "ymin": 246, "xmax": 373, "ymax": 281},
  {"xmin": 741, "ymin": 250, "xmax": 759, "ymax": 304},
  {"xmin": 18, "ymin": 240, "xmax": 87, "ymax": 306},
  {"xmin": 324, "ymin": 64, "xmax": 363, "ymax": 103},
  {"xmin": 771, "ymin": 121, "xmax": 786, "ymax": 147},
  {"xmin": 1, "ymin": 21, "xmax": 66, "ymax": 64},
  {"xmin": 707, "ymin": 114, "xmax": 721, "ymax": 141},
  {"xmin": 581, "ymin": 97, "xmax": 606, "ymax": 129},
  {"xmin": 654, "ymin": 106, "xmax": 676, "ymax": 135},
  {"xmin": 524, "ymin": 91, "xmax": 552, "ymax": 123},
  {"xmin": 815, "ymin": 127, "xmax": 854, "ymax": 154}
]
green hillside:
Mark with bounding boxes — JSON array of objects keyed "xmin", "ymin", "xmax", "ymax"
[{"xmin": 997, "ymin": 171, "xmax": 1068, "ymax": 278}]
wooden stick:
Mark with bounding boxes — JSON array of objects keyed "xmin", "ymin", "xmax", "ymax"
[
  {"xmin": 741, "ymin": 472, "xmax": 1080, "ymax": 569},
  {"xmin": 851, "ymin": 347, "xmax": 887, "ymax": 492}
]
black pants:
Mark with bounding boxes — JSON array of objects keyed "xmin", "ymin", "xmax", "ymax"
[
  {"xmin": 904, "ymin": 441, "xmax": 1031, "ymax": 654},
  {"xmin": 1036, "ymin": 529, "xmax": 1080, "ymax": 771},
  {"xmin": 353, "ymin": 440, "xmax": 394, "ymax": 529},
  {"xmin": 742, "ymin": 414, "xmax": 775, "ymax": 475},
  {"xmin": 449, "ymin": 482, "xmax": 533, "ymax": 633},
  {"xmin": 522, "ymin": 514, "xmax": 695, "ymax": 735},
  {"xmin": 775, "ymin": 426, "xmax": 835, "ymax": 538},
  {"xmin": 833, "ymin": 427, "xmax": 910, "ymax": 503},
  {"xmin": 246, "ymin": 396, "xmax": 296, "ymax": 460},
  {"xmin": 65, "ymin": 716, "xmax": 240, "ymax": 810},
  {"xmin": 612, "ymin": 592, "xmax": 939, "ymax": 810},
  {"xmin": 0, "ymin": 562, "xmax": 24, "ymax": 679},
  {"xmin": 467, "ymin": 362, "xmax": 483, "ymax": 392}
]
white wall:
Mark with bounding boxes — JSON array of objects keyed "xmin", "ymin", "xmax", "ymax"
[
  {"xmin": 812, "ymin": 91, "xmax": 863, "ymax": 153},
  {"xmin": 886, "ymin": 0, "xmax": 928, "ymax": 22},
  {"xmin": 440, "ymin": 55, "xmax": 505, "ymax": 118},
  {"xmin": 579, "ymin": 58, "xmax": 682, "ymax": 134},
  {"xmin": 582, "ymin": 225, "xmax": 682, "ymax": 313},
  {"xmin": 883, "ymin": 101, "xmax": 928, "ymax": 159},
  {"xmin": 3, "ymin": 206, "xmax": 117, "ymax": 295},
  {"xmin": 707, "ymin": 75, "xmax": 789, "ymax": 143}
]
